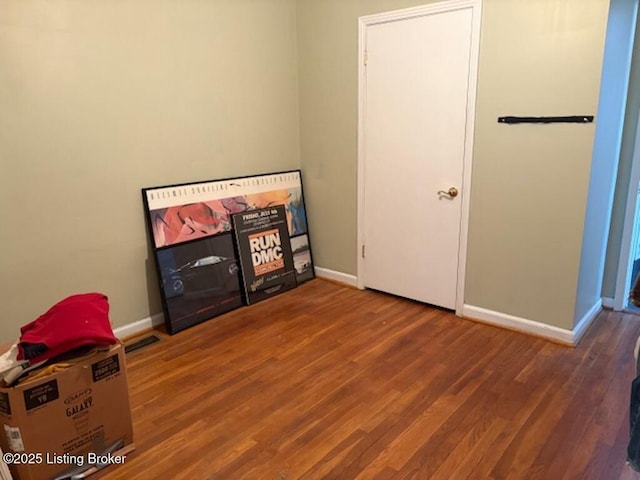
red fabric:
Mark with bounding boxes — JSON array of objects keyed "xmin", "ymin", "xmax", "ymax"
[{"xmin": 18, "ymin": 293, "xmax": 117, "ymax": 363}]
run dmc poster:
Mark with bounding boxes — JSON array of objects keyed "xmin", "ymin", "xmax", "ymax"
[{"xmin": 232, "ymin": 206, "xmax": 296, "ymax": 305}]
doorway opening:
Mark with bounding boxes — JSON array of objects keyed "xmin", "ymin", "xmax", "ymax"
[
  {"xmin": 602, "ymin": 0, "xmax": 640, "ymax": 313},
  {"xmin": 628, "ymin": 198, "xmax": 640, "ymax": 311},
  {"xmin": 616, "ymin": 121, "xmax": 640, "ymax": 313}
]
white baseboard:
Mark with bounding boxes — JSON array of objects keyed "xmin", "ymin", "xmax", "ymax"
[
  {"xmin": 112, "ymin": 268, "xmax": 357, "ymax": 341},
  {"xmin": 113, "ymin": 285, "xmax": 603, "ymax": 347},
  {"xmin": 572, "ymin": 300, "xmax": 602, "ymax": 345},
  {"xmin": 112, "ymin": 268, "xmax": 359, "ymax": 340},
  {"xmin": 113, "ymin": 313, "xmax": 164, "ymax": 340},
  {"xmin": 314, "ymin": 267, "xmax": 358, "ymax": 287},
  {"xmin": 601, "ymin": 297, "xmax": 614, "ymax": 309},
  {"xmin": 462, "ymin": 302, "xmax": 602, "ymax": 346}
]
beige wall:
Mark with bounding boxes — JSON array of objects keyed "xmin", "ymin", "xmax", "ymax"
[
  {"xmin": 298, "ymin": 0, "xmax": 609, "ymax": 330},
  {"xmin": 466, "ymin": 0, "xmax": 608, "ymax": 330},
  {"xmin": 1, "ymin": 0, "xmax": 614, "ymax": 343},
  {"xmin": 0, "ymin": 0, "xmax": 300, "ymax": 342}
]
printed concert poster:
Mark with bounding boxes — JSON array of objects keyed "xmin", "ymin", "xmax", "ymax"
[
  {"xmin": 232, "ymin": 206, "xmax": 297, "ymax": 305},
  {"xmin": 142, "ymin": 170, "xmax": 314, "ymax": 334}
]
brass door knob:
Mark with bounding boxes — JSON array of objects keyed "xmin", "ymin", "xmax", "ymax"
[{"xmin": 437, "ymin": 187, "xmax": 459, "ymax": 198}]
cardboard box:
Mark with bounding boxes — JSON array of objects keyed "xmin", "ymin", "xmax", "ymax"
[{"xmin": 0, "ymin": 343, "xmax": 134, "ymax": 480}]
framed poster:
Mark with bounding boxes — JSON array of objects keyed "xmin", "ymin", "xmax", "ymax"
[
  {"xmin": 291, "ymin": 234, "xmax": 314, "ymax": 283},
  {"xmin": 232, "ymin": 206, "xmax": 297, "ymax": 305},
  {"xmin": 155, "ymin": 234, "xmax": 243, "ymax": 334},
  {"xmin": 142, "ymin": 170, "xmax": 314, "ymax": 334}
]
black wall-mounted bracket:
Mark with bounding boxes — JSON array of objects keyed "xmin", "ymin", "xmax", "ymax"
[{"xmin": 498, "ymin": 115, "xmax": 594, "ymax": 125}]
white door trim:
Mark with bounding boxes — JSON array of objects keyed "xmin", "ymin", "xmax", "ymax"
[
  {"xmin": 614, "ymin": 117, "xmax": 640, "ymax": 310},
  {"xmin": 356, "ymin": 0, "xmax": 482, "ymax": 316}
]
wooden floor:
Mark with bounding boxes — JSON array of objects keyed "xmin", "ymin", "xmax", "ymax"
[{"xmin": 96, "ymin": 279, "xmax": 640, "ymax": 480}]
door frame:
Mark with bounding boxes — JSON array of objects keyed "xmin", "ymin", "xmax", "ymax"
[
  {"xmin": 614, "ymin": 117, "xmax": 640, "ymax": 310},
  {"xmin": 356, "ymin": 0, "xmax": 482, "ymax": 315}
]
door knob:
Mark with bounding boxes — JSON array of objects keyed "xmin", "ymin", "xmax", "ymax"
[{"xmin": 437, "ymin": 187, "xmax": 459, "ymax": 198}]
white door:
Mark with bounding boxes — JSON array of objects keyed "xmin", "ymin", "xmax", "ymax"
[{"xmin": 360, "ymin": 3, "xmax": 479, "ymax": 310}]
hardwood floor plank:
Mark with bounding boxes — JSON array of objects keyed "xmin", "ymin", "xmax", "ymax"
[
  {"xmin": 390, "ymin": 373, "xmax": 502, "ymax": 479},
  {"xmin": 92, "ymin": 279, "xmax": 640, "ymax": 479},
  {"xmin": 438, "ymin": 416, "xmax": 510, "ymax": 480},
  {"xmin": 357, "ymin": 368, "xmax": 496, "ymax": 477}
]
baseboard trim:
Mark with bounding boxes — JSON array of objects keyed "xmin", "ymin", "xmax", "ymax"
[
  {"xmin": 601, "ymin": 297, "xmax": 614, "ymax": 309},
  {"xmin": 314, "ymin": 267, "xmax": 358, "ymax": 287},
  {"xmin": 572, "ymin": 299, "xmax": 602, "ymax": 345},
  {"xmin": 113, "ymin": 287, "xmax": 602, "ymax": 347},
  {"xmin": 113, "ymin": 313, "xmax": 164, "ymax": 341},
  {"xmin": 112, "ymin": 268, "xmax": 358, "ymax": 341},
  {"xmin": 462, "ymin": 303, "xmax": 601, "ymax": 346}
]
